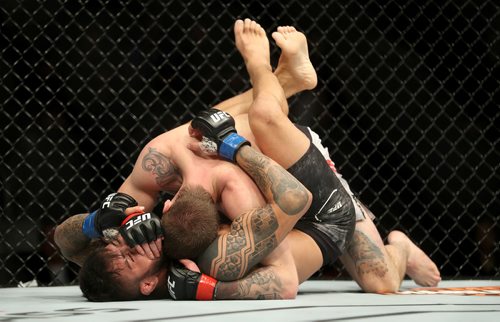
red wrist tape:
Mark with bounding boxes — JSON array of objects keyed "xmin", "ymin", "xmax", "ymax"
[{"xmin": 195, "ymin": 274, "xmax": 218, "ymax": 300}]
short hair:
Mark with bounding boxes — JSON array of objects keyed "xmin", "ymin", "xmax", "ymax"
[
  {"xmin": 162, "ymin": 185, "xmax": 220, "ymax": 260},
  {"xmin": 79, "ymin": 247, "xmax": 143, "ymax": 302}
]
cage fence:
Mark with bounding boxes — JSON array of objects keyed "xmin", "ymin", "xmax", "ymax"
[{"xmin": 1, "ymin": 0, "xmax": 499, "ymax": 286}]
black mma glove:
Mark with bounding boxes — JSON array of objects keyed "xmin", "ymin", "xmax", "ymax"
[
  {"xmin": 191, "ymin": 108, "xmax": 250, "ymax": 161},
  {"xmin": 119, "ymin": 212, "xmax": 163, "ymax": 247},
  {"xmin": 167, "ymin": 262, "xmax": 218, "ymax": 300},
  {"xmin": 82, "ymin": 192, "xmax": 137, "ymax": 239}
]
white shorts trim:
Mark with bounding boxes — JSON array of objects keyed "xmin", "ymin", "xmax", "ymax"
[{"xmin": 307, "ymin": 127, "xmax": 374, "ymax": 222}]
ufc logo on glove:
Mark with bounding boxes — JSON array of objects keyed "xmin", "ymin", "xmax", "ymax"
[
  {"xmin": 101, "ymin": 193, "xmax": 118, "ymax": 208},
  {"xmin": 167, "ymin": 276, "xmax": 177, "ymax": 299},
  {"xmin": 124, "ymin": 213, "xmax": 152, "ymax": 230},
  {"xmin": 209, "ymin": 110, "xmax": 231, "ymax": 122}
]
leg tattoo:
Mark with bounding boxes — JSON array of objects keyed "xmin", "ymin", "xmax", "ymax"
[{"xmin": 348, "ymin": 230, "xmax": 388, "ymax": 278}]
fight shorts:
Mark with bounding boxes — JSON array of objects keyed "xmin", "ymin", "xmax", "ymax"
[
  {"xmin": 287, "ymin": 125, "xmax": 356, "ymax": 266},
  {"xmin": 306, "ymin": 127, "xmax": 375, "ymax": 222}
]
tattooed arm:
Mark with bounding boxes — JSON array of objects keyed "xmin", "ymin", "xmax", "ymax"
[
  {"xmin": 54, "ymin": 213, "xmax": 99, "ymax": 266},
  {"xmin": 215, "ymin": 266, "xmax": 291, "ymax": 299},
  {"xmin": 54, "ymin": 203, "xmax": 147, "ymax": 266},
  {"xmin": 118, "ymin": 143, "xmax": 183, "ymax": 210},
  {"xmin": 55, "ymin": 138, "xmax": 181, "ymax": 265},
  {"xmin": 214, "ymin": 239, "xmax": 299, "ymax": 299},
  {"xmin": 197, "ymin": 145, "xmax": 312, "ymax": 282}
]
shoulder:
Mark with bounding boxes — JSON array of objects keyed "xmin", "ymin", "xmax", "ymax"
[{"xmin": 140, "ymin": 125, "xmax": 189, "ymax": 162}]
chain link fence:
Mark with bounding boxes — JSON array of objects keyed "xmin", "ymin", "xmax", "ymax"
[{"xmin": 1, "ymin": 0, "xmax": 499, "ymax": 287}]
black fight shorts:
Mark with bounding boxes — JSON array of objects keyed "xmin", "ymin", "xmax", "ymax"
[{"xmin": 288, "ymin": 126, "xmax": 356, "ymax": 266}]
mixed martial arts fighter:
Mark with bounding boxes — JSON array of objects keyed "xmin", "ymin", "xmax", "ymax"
[
  {"xmin": 55, "ymin": 19, "xmax": 440, "ymax": 301},
  {"xmin": 165, "ymin": 19, "xmax": 439, "ymax": 300}
]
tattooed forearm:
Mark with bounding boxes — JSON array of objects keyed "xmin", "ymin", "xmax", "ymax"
[
  {"xmin": 198, "ymin": 205, "xmax": 278, "ymax": 281},
  {"xmin": 236, "ymin": 146, "xmax": 309, "ymax": 216},
  {"xmin": 141, "ymin": 147, "xmax": 181, "ymax": 191},
  {"xmin": 215, "ymin": 267, "xmax": 284, "ymax": 300},
  {"xmin": 348, "ymin": 230, "xmax": 388, "ymax": 278},
  {"xmin": 54, "ymin": 214, "xmax": 95, "ymax": 266},
  {"xmin": 198, "ymin": 147, "xmax": 311, "ymax": 281}
]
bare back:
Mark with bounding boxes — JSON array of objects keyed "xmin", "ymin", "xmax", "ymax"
[{"xmin": 118, "ymin": 117, "xmax": 265, "ymax": 219}]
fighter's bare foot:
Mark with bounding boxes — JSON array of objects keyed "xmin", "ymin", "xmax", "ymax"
[
  {"xmin": 273, "ymin": 26, "xmax": 317, "ymax": 97},
  {"xmin": 234, "ymin": 19, "xmax": 271, "ymax": 73},
  {"xmin": 388, "ymin": 230, "xmax": 441, "ymax": 287}
]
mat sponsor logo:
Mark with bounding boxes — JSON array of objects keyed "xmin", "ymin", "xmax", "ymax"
[
  {"xmin": 395, "ymin": 286, "xmax": 500, "ymax": 296},
  {"xmin": 0, "ymin": 308, "xmax": 137, "ymax": 320}
]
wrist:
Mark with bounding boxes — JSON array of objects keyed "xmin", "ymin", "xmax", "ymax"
[
  {"xmin": 219, "ymin": 133, "xmax": 250, "ymax": 161},
  {"xmin": 82, "ymin": 210, "xmax": 100, "ymax": 239},
  {"xmin": 196, "ymin": 274, "xmax": 218, "ymax": 300}
]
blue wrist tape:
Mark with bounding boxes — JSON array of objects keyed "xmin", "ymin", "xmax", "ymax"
[
  {"xmin": 82, "ymin": 210, "xmax": 100, "ymax": 239},
  {"xmin": 219, "ymin": 133, "xmax": 248, "ymax": 161}
]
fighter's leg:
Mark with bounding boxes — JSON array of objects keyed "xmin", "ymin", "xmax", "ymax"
[
  {"xmin": 235, "ymin": 19, "xmax": 310, "ymax": 169},
  {"xmin": 340, "ymin": 205, "xmax": 441, "ymax": 293},
  {"xmin": 387, "ymin": 230, "xmax": 441, "ymax": 287},
  {"xmin": 273, "ymin": 26, "xmax": 317, "ymax": 98},
  {"xmin": 339, "ymin": 211, "xmax": 404, "ymax": 293}
]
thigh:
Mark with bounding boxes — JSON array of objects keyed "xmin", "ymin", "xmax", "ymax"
[
  {"xmin": 249, "ymin": 100, "xmax": 310, "ymax": 170},
  {"xmin": 286, "ymin": 230, "xmax": 323, "ymax": 283}
]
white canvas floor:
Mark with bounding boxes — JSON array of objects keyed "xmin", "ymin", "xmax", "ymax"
[{"xmin": 1, "ymin": 280, "xmax": 499, "ymax": 322}]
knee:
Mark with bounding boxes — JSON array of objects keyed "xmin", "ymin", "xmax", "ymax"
[
  {"xmin": 248, "ymin": 95, "xmax": 286, "ymax": 128},
  {"xmin": 357, "ymin": 276, "xmax": 401, "ymax": 294}
]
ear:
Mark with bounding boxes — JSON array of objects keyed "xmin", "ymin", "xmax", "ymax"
[
  {"xmin": 140, "ymin": 275, "xmax": 159, "ymax": 296},
  {"xmin": 162, "ymin": 199, "xmax": 172, "ymax": 214}
]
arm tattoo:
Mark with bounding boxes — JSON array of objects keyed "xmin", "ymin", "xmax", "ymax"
[
  {"xmin": 141, "ymin": 147, "xmax": 181, "ymax": 191},
  {"xmin": 215, "ymin": 267, "xmax": 283, "ymax": 300},
  {"xmin": 197, "ymin": 147, "xmax": 310, "ymax": 280},
  {"xmin": 199, "ymin": 205, "xmax": 278, "ymax": 281},
  {"xmin": 57, "ymin": 214, "xmax": 90, "ymax": 252},
  {"xmin": 237, "ymin": 147, "xmax": 309, "ymax": 216},
  {"xmin": 55, "ymin": 214, "xmax": 98, "ymax": 266},
  {"xmin": 347, "ymin": 230, "xmax": 388, "ymax": 278}
]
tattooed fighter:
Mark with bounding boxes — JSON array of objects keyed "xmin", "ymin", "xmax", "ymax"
[
  {"xmin": 165, "ymin": 19, "xmax": 439, "ymax": 300},
  {"xmin": 55, "ymin": 19, "xmax": 440, "ymax": 301}
]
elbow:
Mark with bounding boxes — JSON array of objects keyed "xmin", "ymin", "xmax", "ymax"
[
  {"xmin": 304, "ymin": 190, "xmax": 312, "ymax": 211},
  {"xmin": 53, "ymin": 224, "xmax": 72, "ymax": 261},
  {"xmin": 276, "ymin": 271, "xmax": 299, "ymax": 299},
  {"xmin": 297, "ymin": 189, "xmax": 312, "ymax": 217},
  {"xmin": 283, "ymin": 188, "xmax": 312, "ymax": 217},
  {"xmin": 53, "ymin": 224, "xmax": 64, "ymax": 251},
  {"xmin": 280, "ymin": 285, "xmax": 298, "ymax": 299},
  {"xmin": 53, "ymin": 219, "xmax": 83, "ymax": 263}
]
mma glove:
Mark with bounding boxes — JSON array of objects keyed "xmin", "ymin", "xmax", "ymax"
[
  {"xmin": 119, "ymin": 211, "xmax": 163, "ymax": 247},
  {"xmin": 82, "ymin": 192, "xmax": 137, "ymax": 239},
  {"xmin": 191, "ymin": 108, "xmax": 250, "ymax": 162},
  {"xmin": 167, "ymin": 262, "xmax": 219, "ymax": 300}
]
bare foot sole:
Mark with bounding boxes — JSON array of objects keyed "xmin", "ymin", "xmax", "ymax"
[
  {"xmin": 273, "ymin": 26, "xmax": 317, "ymax": 96},
  {"xmin": 234, "ymin": 19, "xmax": 271, "ymax": 71},
  {"xmin": 388, "ymin": 230, "xmax": 441, "ymax": 287}
]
